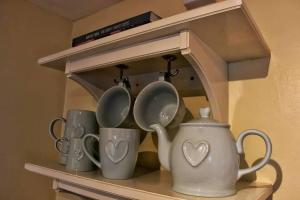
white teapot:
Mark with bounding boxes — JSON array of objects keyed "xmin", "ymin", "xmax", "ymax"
[{"xmin": 150, "ymin": 107, "xmax": 272, "ymax": 197}]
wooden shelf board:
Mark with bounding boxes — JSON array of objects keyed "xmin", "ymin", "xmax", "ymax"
[
  {"xmin": 25, "ymin": 162, "xmax": 272, "ymax": 200},
  {"xmin": 38, "ymin": 0, "xmax": 269, "ymax": 70}
]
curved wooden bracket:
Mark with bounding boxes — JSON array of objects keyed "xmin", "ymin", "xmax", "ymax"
[
  {"xmin": 180, "ymin": 31, "xmax": 228, "ymax": 122},
  {"xmin": 67, "ymin": 73, "xmax": 103, "ymax": 101}
]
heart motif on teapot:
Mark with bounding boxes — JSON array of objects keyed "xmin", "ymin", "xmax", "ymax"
[
  {"xmin": 105, "ymin": 140, "xmax": 129, "ymax": 163},
  {"xmin": 182, "ymin": 140, "xmax": 209, "ymax": 167}
]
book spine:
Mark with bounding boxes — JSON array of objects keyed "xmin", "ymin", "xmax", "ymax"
[{"xmin": 72, "ymin": 12, "xmax": 159, "ymax": 47}]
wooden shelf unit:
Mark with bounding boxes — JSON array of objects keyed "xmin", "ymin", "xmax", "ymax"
[
  {"xmin": 31, "ymin": 1, "xmax": 272, "ymax": 199},
  {"xmin": 25, "ymin": 162, "xmax": 272, "ymax": 200}
]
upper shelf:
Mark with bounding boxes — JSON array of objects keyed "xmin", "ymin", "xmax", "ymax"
[{"xmin": 39, "ymin": 0, "xmax": 269, "ymax": 70}]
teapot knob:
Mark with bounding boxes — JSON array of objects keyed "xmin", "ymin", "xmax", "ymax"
[{"xmin": 199, "ymin": 107, "xmax": 210, "ymax": 118}]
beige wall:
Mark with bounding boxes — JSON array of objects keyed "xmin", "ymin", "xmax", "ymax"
[
  {"xmin": 0, "ymin": 1, "xmax": 72, "ymax": 200},
  {"xmin": 64, "ymin": 0, "xmax": 300, "ymax": 199},
  {"xmin": 229, "ymin": 0, "xmax": 300, "ymax": 199}
]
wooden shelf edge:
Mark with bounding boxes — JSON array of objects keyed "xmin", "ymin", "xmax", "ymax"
[
  {"xmin": 25, "ymin": 163, "xmax": 178, "ymax": 200},
  {"xmin": 25, "ymin": 162, "xmax": 273, "ymax": 200},
  {"xmin": 38, "ymin": 0, "xmax": 243, "ymax": 67}
]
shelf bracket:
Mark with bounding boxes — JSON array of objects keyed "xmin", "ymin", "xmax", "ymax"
[
  {"xmin": 181, "ymin": 30, "xmax": 228, "ymax": 122},
  {"xmin": 67, "ymin": 73, "xmax": 103, "ymax": 101}
]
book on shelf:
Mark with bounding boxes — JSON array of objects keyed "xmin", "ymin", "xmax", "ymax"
[{"xmin": 72, "ymin": 11, "xmax": 161, "ymax": 47}]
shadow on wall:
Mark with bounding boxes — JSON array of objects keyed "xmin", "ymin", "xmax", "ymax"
[
  {"xmin": 240, "ymin": 156, "xmax": 283, "ymax": 199},
  {"xmin": 230, "ymin": 57, "xmax": 282, "ymax": 199}
]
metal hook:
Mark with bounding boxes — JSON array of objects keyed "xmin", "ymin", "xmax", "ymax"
[
  {"xmin": 170, "ymin": 69, "xmax": 180, "ymax": 77},
  {"xmin": 162, "ymin": 54, "xmax": 179, "ymax": 82},
  {"xmin": 115, "ymin": 64, "xmax": 131, "ymax": 89}
]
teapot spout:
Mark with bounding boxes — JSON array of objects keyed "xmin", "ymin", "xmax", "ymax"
[{"xmin": 150, "ymin": 124, "xmax": 171, "ymax": 171}]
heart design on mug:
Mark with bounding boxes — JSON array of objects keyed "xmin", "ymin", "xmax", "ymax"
[
  {"xmin": 73, "ymin": 124, "xmax": 85, "ymax": 138},
  {"xmin": 74, "ymin": 148, "xmax": 84, "ymax": 161},
  {"xmin": 105, "ymin": 140, "xmax": 129, "ymax": 163},
  {"xmin": 182, "ymin": 140, "xmax": 209, "ymax": 167}
]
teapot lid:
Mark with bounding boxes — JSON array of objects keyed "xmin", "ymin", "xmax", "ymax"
[{"xmin": 180, "ymin": 107, "xmax": 229, "ymax": 127}]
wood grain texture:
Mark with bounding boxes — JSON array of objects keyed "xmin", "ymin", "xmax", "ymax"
[
  {"xmin": 67, "ymin": 33, "xmax": 182, "ymax": 73},
  {"xmin": 25, "ymin": 162, "xmax": 272, "ymax": 200},
  {"xmin": 55, "ymin": 191, "xmax": 92, "ymax": 200}
]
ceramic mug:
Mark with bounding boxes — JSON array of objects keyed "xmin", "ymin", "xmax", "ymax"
[
  {"xmin": 49, "ymin": 110, "xmax": 98, "ymax": 165},
  {"xmin": 64, "ymin": 137, "xmax": 96, "ymax": 172},
  {"xmin": 133, "ymin": 80, "xmax": 186, "ymax": 132},
  {"xmin": 82, "ymin": 128, "xmax": 140, "ymax": 179},
  {"xmin": 96, "ymin": 83, "xmax": 135, "ymax": 128}
]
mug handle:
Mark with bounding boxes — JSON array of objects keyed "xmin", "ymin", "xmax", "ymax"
[
  {"xmin": 55, "ymin": 137, "xmax": 69, "ymax": 155},
  {"xmin": 49, "ymin": 117, "xmax": 66, "ymax": 141},
  {"xmin": 82, "ymin": 134, "xmax": 101, "ymax": 168},
  {"xmin": 236, "ymin": 129, "xmax": 272, "ymax": 180}
]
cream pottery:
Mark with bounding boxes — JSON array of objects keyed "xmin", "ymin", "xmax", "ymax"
[{"xmin": 150, "ymin": 107, "xmax": 272, "ymax": 197}]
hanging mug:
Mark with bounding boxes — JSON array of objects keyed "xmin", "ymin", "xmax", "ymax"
[
  {"xmin": 96, "ymin": 81, "xmax": 135, "ymax": 128},
  {"xmin": 133, "ymin": 78, "xmax": 186, "ymax": 132}
]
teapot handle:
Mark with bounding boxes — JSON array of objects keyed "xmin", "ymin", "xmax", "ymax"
[{"xmin": 236, "ymin": 129, "xmax": 272, "ymax": 180}]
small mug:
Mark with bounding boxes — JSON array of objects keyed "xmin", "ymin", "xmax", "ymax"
[
  {"xmin": 96, "ymin": 82, "xmax": 135, "ymax": 128},
  {"xmin": 49, "ymin": 109, "xmax": 98, "ymax": 165},
  {"xmin": 64, "ymin": 137, "xmax": 96, "ymax": 172},
  {"xmin": 82, "ymin": 128, "xmax": 140, "ymax": 179},
  {"xmin": 133, "ymin": 80, "xmax": 186, "ymax": 131}
]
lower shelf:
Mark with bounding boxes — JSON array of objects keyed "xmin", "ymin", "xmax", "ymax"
[{"xmin": 25, "ymin": 162, "xmax": 272, "ymax": 200}]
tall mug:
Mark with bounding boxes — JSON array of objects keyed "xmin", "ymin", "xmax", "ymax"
[
  {"xmin": 82, "ymin": 128, "xmax": 140, "ymax": 179},
  {"xmin": 49, "ymin": 110, "xmax": 98, "ymax": 165},
  {"xmin": 64, "ymin": 137, "xmax": 96, "ymax": 172}
]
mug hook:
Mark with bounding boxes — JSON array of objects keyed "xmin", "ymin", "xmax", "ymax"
[
  {"xmin": 115, "ymin": 64, "xmax": 131, "ymax": 89},
  {"xmin": 161, "ymin": 54, "xmax": 179, "ymax": 82}
]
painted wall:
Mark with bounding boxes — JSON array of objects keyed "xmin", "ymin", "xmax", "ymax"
[
  {"xmin": 63, "ymin": 0, "xmax": 300, "ymax": 199},
  {"xmin": 229, "ymin": 0, "xmax": 300, "ymax": 199},
  {"xmin": 0, "ymin": 1, "xmax": 72, "ymax": 199}
]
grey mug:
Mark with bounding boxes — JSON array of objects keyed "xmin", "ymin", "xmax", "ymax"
[
  {"xmin": 49, "ymin": 109, "xmax": 98, "ymax": 165},
  {"xmin": 133, "ymin": 80, "xmax": 186, "ymax": 132},
  {"xmin": 96, "ymin": 82, "xmax": 135, "ymax": 128},
  {"xmin": 64, "ymin": 137, "xmax": 96, "ymax": 172},
  {"xmin": 82, "ymin": 128, "xmax": 140, "ymax": 179}
]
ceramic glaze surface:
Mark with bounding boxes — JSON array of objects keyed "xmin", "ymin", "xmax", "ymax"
[
  {"xmin": 182, "ymin": 139, "xmax": 209, "ymax": 167},
  {"xmin": 150, "ymin": 108, "xmax": 272, "ymax": 197},
  {"xmin": 171, "ymin": 126, "xmax": 239, "ymax": 196},
  {"xmin": 133, "ymin": 81, "xmax": 186, "ymax": 131},
  {"xmin": 96, "ymin": 85, "xmax": 134, "ymax": 128},
  {"xmin": 104, "ymin": 139, "xmax": 129, "ymax": 163},
  {"xmin": 49, "ymin": 110, "xmax": 98, "ymax": 165},
  {"xmin": 66, "ymin": 138, "xmax": 96, "ymax": 172},
  {"xmin": 82, "ymin": 128, "xmax": 140, "ymax": 179}
]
